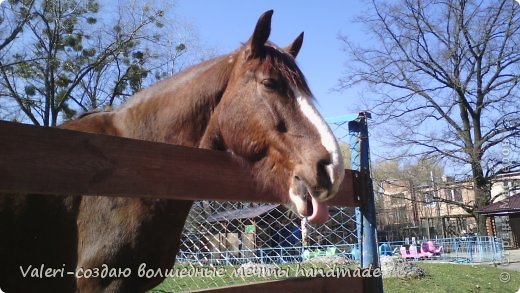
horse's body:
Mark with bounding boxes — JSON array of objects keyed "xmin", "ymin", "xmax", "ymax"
[{"xmin": 0, "ymin": 11, "xmax": 344, "ymax": 292}]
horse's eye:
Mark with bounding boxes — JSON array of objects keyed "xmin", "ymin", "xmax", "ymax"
[{"xmin": 261, "ymin": 78, "xmax": 278, "ymax": 90}]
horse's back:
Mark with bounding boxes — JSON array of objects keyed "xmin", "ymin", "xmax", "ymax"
[
  {"xmin": 59, "ymin": 111, "xmax": 122, "ymax": 136},
  {"xmin": 0, "ymin": 193, "xmax": 80, "ymax": 292}
]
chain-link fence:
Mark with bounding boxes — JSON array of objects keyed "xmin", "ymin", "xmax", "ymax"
[{"xmin": 152, "ymin": 115, "xmax": 364, "ymax": 292}]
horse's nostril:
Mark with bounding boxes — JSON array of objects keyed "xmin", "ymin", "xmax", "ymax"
[{"xmin": 317, "ymin": 160, "xmax": 332, "ymax": 189}]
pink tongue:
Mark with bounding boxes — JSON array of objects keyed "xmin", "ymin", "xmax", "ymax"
[{"xmin": 307, "ymin": 196, "xmax": 330, "ymax": 224}]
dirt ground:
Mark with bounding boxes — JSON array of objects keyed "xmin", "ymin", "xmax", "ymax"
[
  {"xmin": 379, "ymin": 256, "xmax": 426, "ymax": 278},
  {"xmin": 494, "ymin": 248, "xmax": 520, "ymax": 272}
]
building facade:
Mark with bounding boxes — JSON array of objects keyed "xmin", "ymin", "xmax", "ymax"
[{"xmin": 375, "ymin": 172, "xmax": 519, "ymax": 246}]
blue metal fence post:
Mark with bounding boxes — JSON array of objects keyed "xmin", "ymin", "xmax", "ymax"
[
  {"xmin": 349, "ymin": 122, "xmax": 363, "ymax": 260},
  {"xmin": 349, "ymin": 112, "xmax": 383, "ymax": 292}
]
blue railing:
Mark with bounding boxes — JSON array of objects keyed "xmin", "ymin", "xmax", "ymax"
[{"xmin": 379, "ymin": 236, "xmax": 504, "ymax": 263}]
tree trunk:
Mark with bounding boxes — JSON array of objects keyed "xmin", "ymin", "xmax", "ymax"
[{"xmin": 472, "ymin": 165, "xmax": 490, "ymax": 234}]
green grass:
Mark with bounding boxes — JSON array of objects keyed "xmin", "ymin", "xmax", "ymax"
[
  {"xmin": 150, "ymin": 264, "xmax": 274, "ymax": 292},
  {"xmin": 151, "ymin": 263, "xmax": 356, "ymax": 292},
  {"xmin": 383, "ymin": 263, "xmax": 520, "ymax": 293},
  {"xmin": 150, "ymin": 262, "xmax": 520, "ymax": 292}
]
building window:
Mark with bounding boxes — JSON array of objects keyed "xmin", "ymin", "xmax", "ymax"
[
  {"xmin": 451, "ymin": 189, "xmax": 463, "ymax": 201},
  {"xmin": 423, "ymin": 192, "xmax": 435, "ymax": 206},
  {"xmin": 508, "ymin": 180, "xmax": 519, "ymax": 197},
  {"xmin": 390, "ymin": 192, "xmax": 405, "ymax": 205},
  {"xmin": 392, "ymin": 207, "xmax": 409, "ymax": 224}
]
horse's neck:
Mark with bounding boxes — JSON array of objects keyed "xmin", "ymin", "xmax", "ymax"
[{"xmin": 110, "ymin": 55, "xmax": 234, "ymax": 146}]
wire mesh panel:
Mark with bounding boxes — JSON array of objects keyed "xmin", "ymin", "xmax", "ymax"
[{"xmin": 152, "ymin": 116, "xmax": 361, "ymax": 292}]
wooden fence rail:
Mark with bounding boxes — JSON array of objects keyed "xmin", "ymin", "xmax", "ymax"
[{"xmin": 0, "ymin": 121, "xmax": 366, "ymax": 207}]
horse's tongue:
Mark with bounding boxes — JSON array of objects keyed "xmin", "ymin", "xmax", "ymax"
[{"xmin": 307, "ymin": 196, "xmax": 329, "ymax": 224}]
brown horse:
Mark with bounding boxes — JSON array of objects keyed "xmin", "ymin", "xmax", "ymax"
[{"xmin": 0, "ymin": 10, "xmax": 344, "ymax": 292}]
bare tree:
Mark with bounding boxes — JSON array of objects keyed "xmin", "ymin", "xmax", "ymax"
[
  {"xmin": 0, "ymin": 0, "xmax": 36, "ymax": 120},
  {"xmin": 372, "ymin": 158, "xmax": 444, "ymax": 187},
  {"xmin": 0, "ymin": 0, "xmax": 35, "ymax": 52},
  {"xmin": 73, "ymin": 1, "xmax": 210, "ymax": 112},
  {"xmin": 0, "ymin": 0, "xmax": 205, "ymax": 126},
  {"xmin": 340, "ymin": 0, "xmax": 520, "ymax": 233}
]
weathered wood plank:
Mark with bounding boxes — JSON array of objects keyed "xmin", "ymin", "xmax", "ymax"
[{"xmin": 0, "ymin": 121, "xmax": 363, "ymax": 207}]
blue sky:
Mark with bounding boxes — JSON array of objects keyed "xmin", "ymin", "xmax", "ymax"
[
  {"xmin": 167, "ymin": 1, "xmax": 520, "ymax": 177},
  {"xmin": 175, "ymin": 0, "xmax": 367, "ymax": 119}
]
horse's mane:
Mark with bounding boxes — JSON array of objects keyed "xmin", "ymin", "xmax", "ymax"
[
  {"xmin": 76, "ymin": 109, "xmax": 112, "ymax": 119},
  {"xmin": 262, "ymin": 42, "xmax": 313, "ymax": 98}
]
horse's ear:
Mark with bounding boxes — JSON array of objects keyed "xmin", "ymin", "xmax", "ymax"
[
  {"xmin": 246, "ymin": 10, "xmax": 273, "ymax": 58},
  {"xmin": 284, "ymin": 32, "xmax": 304, "ymax": 58}
]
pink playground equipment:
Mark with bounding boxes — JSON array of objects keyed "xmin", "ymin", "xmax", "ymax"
[
  {"xmin": 400, "ymin": 243, "xmax": 438, "ymax": 260},
  {"xmin": 426, "ymin": 241, "xmax": 443, "ymax": 256}
]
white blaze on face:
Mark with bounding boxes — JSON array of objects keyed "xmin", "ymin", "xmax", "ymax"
[{"xmin": 295, "ymin": 92, "xmax": 345, "ymax": 199}]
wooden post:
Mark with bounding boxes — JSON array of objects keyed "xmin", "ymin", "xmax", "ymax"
[{"xmin": 486, "ymin": 216, "xmax": 496, "ymax": 237}]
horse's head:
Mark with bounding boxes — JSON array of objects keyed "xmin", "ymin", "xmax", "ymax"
[{"xmin": 201, "ymin": 10, "xmax": 344, "ymax": 223}]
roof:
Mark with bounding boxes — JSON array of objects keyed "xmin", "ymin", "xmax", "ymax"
[
  {"xmin": 420, "ymin": 214, "xmax": 473, "ymax": 219},
  {"xmin": 476, "ymin": 194, "xmax": 520, "ymax": 216},
  {"xmin": 206, "ymin": 204, "xmax": 280, "ymax": 222}
]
